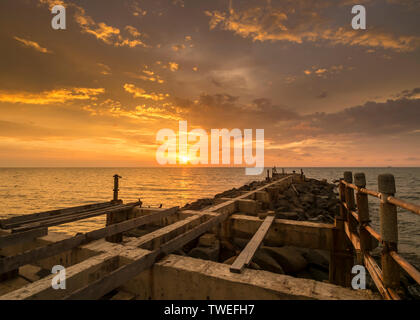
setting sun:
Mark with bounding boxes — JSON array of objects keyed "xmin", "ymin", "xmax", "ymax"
[{"xmin": 179, "ymin": 155, "xmax": 190, "ymax": 164}]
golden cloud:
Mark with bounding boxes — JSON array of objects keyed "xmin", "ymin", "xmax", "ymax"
[
  {"xmin": 14, "ymin": 36, "xmax": 52, "ymax": 54},
  {"xmin": 125, "ymin": 68, "xmax": 165, "ymax": 83},
  {"xmin": 0, "ymin": 88, "xmax": 105, "ymax": 105},
  {"xmin": 168, "ymin": 62, "xmax": 179, "ymax": 72},
  {"xmin": 97, "ymin": 63, "xmax": 111, "ymax": 75},
  {"xmin": 206, "ymin": 4, "xmax": 420, "ymax": 52},
  {"xmin": 39, "ymin": 1, "xmax": 148, "ymax": 48},
  {"xmin": 172, "ymin": 44, "xmax": 186, "ymax": 51},
  {"xmin": 123, "ymin": 84, "xmax": 169, "ymax": 101},
  {"xmin": 109, "ymin": 105, "xmax": 181, "ymax": 121}
]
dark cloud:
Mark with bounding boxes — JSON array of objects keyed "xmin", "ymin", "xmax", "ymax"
[
  {"xmin": 171, "ymin": 90, "xmax": 420, "ymax": 143},
  {"xmin": 316, "ymin": 91, "xmax": 328, "ymax": 99},
  {"xmin": 303, "ymin": 97, "xmax": 420, "ymax": 136},
  {"xmin": 394, "ymin": 88, "xmax": 420, "ymax": 99}
]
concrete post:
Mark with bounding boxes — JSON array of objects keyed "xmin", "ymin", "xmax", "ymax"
[{"xmin": 378, "ymin": 174, "xmax": 400, "ymax": 289}]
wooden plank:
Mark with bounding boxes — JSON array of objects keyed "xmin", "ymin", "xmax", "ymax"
[
  {"xmin": 11, "ymin": 202, "xmax": 140, "ymax": 233},
  {"xmin": 364, "ymin": 253, "xmax": 392, "ymax": 300},
  {"xmin": 390, "ymin": 251, "xmax": 420, "ymax": 285},
  {"xmin": 387, "ymin": 196, "xmax": 420, "ymax": 216},
  {"xmin": 0, "ymin": 207, "xmax": 178, "ymax": 274},
  {"xmin": 0, "ymin": 202, "xmax": 114, "ymax": 229},
  {"xmin": 0, "ymin": 228, "xmax": 48, "ymax": 249},
  {"xmin": 230, "ymin": 215, "xmax": 274, "ymax": 273},
  {"xmin": 344, "ymin": 221, "xmax": 361, "ymax": 250},
  {"xmin": 64, "ymin": 209, "xmax": 231, "ymax": 300}
]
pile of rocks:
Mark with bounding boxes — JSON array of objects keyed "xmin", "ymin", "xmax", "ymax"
[
  {"xmin": 182, "ymin": 232, "xmax": 330, "ymax": 282},
  {"xmin": 274, "ymin": 178, "xmax": 339, "ymax": 224},
  {"xmin": 182, "ymin": 180, "xmax": 265, "ymax": 211},
  {"xmin": 180, "ymin": 177, "xmax": 341, "ymax": 282},
  {"xmin": 182, "ymin": 178, "xmax": 340, "ymax": 224}
]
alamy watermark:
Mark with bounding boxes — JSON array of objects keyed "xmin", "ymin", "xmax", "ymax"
[
  {"xmin": 156, "ymin": 121, "xmax": 264, "ymax": 175},
  {"xmin": 51, "ymin": 265, "xmax": 66, "ymax": 290},
  {"xmin": 352, "ymin": 5, "xmax": 366, "ymax": 30},
  {"xmin": 51, "ymin": 5, "xmax": 66, "ymax": 30},
  {"xmin": 351, "ymin": 265, "xmax": 366, "ymax": 290}
]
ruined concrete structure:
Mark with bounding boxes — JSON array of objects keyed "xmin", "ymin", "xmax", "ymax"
[{"xmin": 0, "ymin": 171, "xmax": 419, "ymax": 300}]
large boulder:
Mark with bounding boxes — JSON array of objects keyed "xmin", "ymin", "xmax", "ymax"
[
  {"xmin": 223, "ymin": 256, "xmax": 261, "ymax": 270},
  {"xmin": 298, "ymin": 248, "xmax": 330, "ymax": 271},
  {"xmin": 283, "ymin": 189, "xmax": 295, "ymax": 199},
  {"xmin": 223, "ymin": 256, "xmax": 237, "ymax": 265},
  {"xmin": 232, "ymin": 237, "xmax": 249, "ymax": 250},
  {"xmin": 252, "ymin": 251, "xmax": 284, "ymax": 274},
  {"xmin": 260, "ymin": 246, "xmax": 308, "ymax": 274},
  {"xmin": 189, "ymin": 240, "xmax": 220, "ymax": 261},
  {"xmin": 307, "ymin": 266, "xmax": 329, "ymax": 282},
  {"xmin": 300, "ymin": 193, "xmax": 315, "ymax": 204},
  {"xmin": 275, "ymin": 211, "xmax": 299, "ymax": 220},
  {"xmin": 277, "ymin": 199, "xmax": 291, "ymax": 210},
  {"xmin": 219, "ymin": 240, "xmax": 237, "ymax": 262},
  {"xmin": 198, "ymin": 233, "xmax": 217, "ymax": 247},
  {"xmin": 258, "ymin": 211, "xmax": 269, "ymax": 219}
]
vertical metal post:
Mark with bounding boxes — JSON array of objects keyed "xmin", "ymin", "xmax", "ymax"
[
  {"xmin": 113, "ymin": 174, "xmax": 121, "ymax": 203},
  {"xmin": 107, "ymin": 174, "xmax": 124, "ymax": 243}
]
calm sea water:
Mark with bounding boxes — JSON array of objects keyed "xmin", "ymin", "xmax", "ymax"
[{"xmin": 0, "ymin": 167, "xmax": 419, "ymax": 267}]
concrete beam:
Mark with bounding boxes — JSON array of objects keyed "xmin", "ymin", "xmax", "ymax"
[
  {"xmin": 124, "ymin": 254, "xmax": 379, "ymax": 300},
  {"xmin": 237, "ymin": 200, "xmax": 258, "ymax": 215}
]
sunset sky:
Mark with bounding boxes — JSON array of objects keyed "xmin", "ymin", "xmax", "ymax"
[{"xmin": 0, "ymin": 0, "xmax": 419, "ymax": 167}]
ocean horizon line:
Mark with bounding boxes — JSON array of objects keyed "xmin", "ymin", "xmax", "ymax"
[{"xmin": 0, "ymin": 166, "xmax": 419, "ymax": 169}]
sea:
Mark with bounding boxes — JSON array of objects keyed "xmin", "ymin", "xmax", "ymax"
[{"xmin": 0, "ymin": 167, "xmax": 419, "ymax": 268}]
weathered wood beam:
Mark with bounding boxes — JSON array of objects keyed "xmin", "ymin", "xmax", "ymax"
[
  {"xmin": 364, "ymin": 253, "xmax": 393, "ymax": 300},
  {"xmin": 11, "ymin": 202, "xmax": 141, "ymax": 233},
  {"xmin": 230, "ymin": 215, "xmax": 274, "ymax": 273},
  {"xmin": 344, "ymin": 221, "xmax": 361, "ymax": 250},
  {"xmin": 0, "ymin": 228, "xmax": 48, "ymax": 249},
  {"xmin": 0, "ymin": 207, "xmax": 178, "ymax": 274},
  {"xmin": 0, "ymin": 202, "xmax": 114, "ymax": 229}
]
